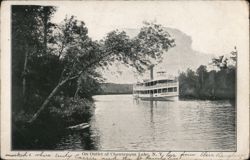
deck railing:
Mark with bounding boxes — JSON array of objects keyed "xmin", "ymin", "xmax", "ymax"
[{"xmin": 133, "ymin": 82, "xmax": 178, "ymax": 91}]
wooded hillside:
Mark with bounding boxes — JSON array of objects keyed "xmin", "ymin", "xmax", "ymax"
[{"xmin": 98, "ymin": 83, "xmax": 133, "ymax": 94}]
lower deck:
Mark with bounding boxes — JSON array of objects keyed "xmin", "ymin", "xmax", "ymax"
[{"xmin": 133, "ymin": 90, "xmax": 179, "ymax": 101}]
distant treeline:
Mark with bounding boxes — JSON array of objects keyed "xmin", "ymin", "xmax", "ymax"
[
  {"xmin": 97, "ymin": 83, "xmax": 133, "ymax": 94},
  {"xmin": 179, "ymin": 51, "xmax": 236, "ymax": 100}
]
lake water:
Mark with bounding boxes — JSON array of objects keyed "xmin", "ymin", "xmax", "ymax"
[{"xmin": 55, "ymin": 94, "xmax": 236, "ymax": 151}]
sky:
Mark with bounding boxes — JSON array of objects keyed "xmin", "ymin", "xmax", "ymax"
[{"xmin": 50, "ymin": 1, "xmax": 248, "ymax": 83}]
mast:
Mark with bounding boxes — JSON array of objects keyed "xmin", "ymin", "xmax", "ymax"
[{"xmin": 149, "ymin": 65, "xmax": 154, "ymax": 80}]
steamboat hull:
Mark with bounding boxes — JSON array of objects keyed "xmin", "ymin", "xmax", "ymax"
[
  {"xmin": 134, "ymin": 94, "xmax": 179, "ymax": 101},
  {"xmin": 140, "ymin": 95, "xmax": 179, "ymax": 101}
]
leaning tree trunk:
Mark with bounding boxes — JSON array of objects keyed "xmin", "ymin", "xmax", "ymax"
[
  {"xmin": 43, "ymin": 9, "xmax": 48, "ymax": 54},
  {"xmin": 73, "ymin": 75, "xmax": 83, "ymax": 100},
  {"xmin": 22, "ymin": 44, "xmax": 29, "ymax": 98},
  {"xmin": 74, "ymin": 87, "xmax": 80, "ymax": 100},
  {"xmin": 28, "ymin": 78, "xmax": 69, "ymax": 123}
]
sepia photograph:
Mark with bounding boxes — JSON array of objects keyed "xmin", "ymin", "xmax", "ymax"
[{"xmin": 1, "ymin": 0, "xmax": 249, "ymax": 159}]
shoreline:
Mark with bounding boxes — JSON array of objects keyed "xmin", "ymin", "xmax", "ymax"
[{"xmin": 94, "ymin": 93, "xmax": 235, "ymax": 101}]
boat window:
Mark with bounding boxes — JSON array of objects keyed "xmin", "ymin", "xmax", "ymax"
[
  {"xmin": 163, "ymin": 88, "xmax": 168, "ymax": 92},
  {"xmin": 159, "ymin": 80, "xmax": 174, "ymax": 83},
  {"xmin": 158, "ymin": 89, "xmax": 162, "ymax": 93},
  {"xmin": 174, "ymin": 87, "xmax": 177, "ymax": 92},
  {"xmin": 150, "ymin": 90, "xmax": 153, "ymax": 94},
  {"xmin": 168, "ymin": 88, "xmax": 173, "ymax": 92},
  {"xmin": 158, "ymin": 80, "xmax": 166, "ymax": 83},
  {"xmin": 154, "ymin": 89, "xmax": 157, "ymax": 93}
]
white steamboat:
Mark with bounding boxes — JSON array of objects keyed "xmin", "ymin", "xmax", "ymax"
[{"xmin": 133, "ymin": 66, "xmax": 179, "ymax": 101}]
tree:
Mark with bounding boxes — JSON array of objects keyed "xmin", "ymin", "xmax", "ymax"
[
  {"xmin": 211, "ymin": 47, "xmax": 237, "ymax": 70},
  {"xmin": 28, "ymin": 19, "xmax": 176, "ymax": 123},
  {"xmin": 210, "ymin": 48, "xmax": 237, "ymax": 97},
  {"xmin": 178, "ymin": 72, "xmax": 187, "ymax": 97},
  {"xmin": 39, "ymin": 6, "xmax": 56, "ymax": 54},
  {"xmin": 12, "ymin": 5, "xmax": 56, "ymax": 111},
  {"xmin": 196, "ymin": 65, "xmax": 208, "ymax": 89},
  {"xmin": 178, "ymin": 68, "xmax": 199, "ymax": 98},
  {"xmin": 73, "ymin": 70, "xmax": 104, "ymax": 99}
]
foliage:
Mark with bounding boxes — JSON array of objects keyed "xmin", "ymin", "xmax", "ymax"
[
  {"xmin": 179, "ymin": 50, "xmax": 236, "ymax": 100},
  {"xmin": 103, "ymin": 22, "xmax": 175, "ymax": 73},
  {"xmin": 50, "ymin": 97, "xmax": 94, "ymax": 126},
  {"xmin": 211, "ymin": 47, "xmax": 237, "ymax": 70},
  {"xmin": 12, "ymin": 5, "xmax": 57, "ymax": 113}
]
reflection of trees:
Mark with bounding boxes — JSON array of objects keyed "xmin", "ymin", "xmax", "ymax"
[
  {"xmin": 199, "ymin": 101, "xmax": 236, "ymax": 150},
  {"xmin": 79, "ymin": 128, "xmax": 97, "ymax": 150},
  {"xmin": 12, "ymin": 123, "xmax": 98, "ymax": 150},
  {"xmin": 54, "ymin": 129, "xmax": 97, "ymax": 150}
]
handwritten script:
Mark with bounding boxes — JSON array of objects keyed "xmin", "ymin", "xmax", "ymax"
[{"xmin": 4, "ymin": 151, "xmax": 248, "ymax": 160}]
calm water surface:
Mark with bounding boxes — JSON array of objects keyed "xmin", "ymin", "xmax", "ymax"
[{"xmin": 56, "ymin": 94, "xmax": 236, "ymax": 151}]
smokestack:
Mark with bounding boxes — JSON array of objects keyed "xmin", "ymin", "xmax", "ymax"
[{"xmin": 150, "ymin": 65, "xmax": 154, "ymax": 80}]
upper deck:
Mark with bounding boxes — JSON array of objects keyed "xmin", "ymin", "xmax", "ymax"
[{"xmin": 133, "ymin": 78, "xmax": 178, "ymax": 91}]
